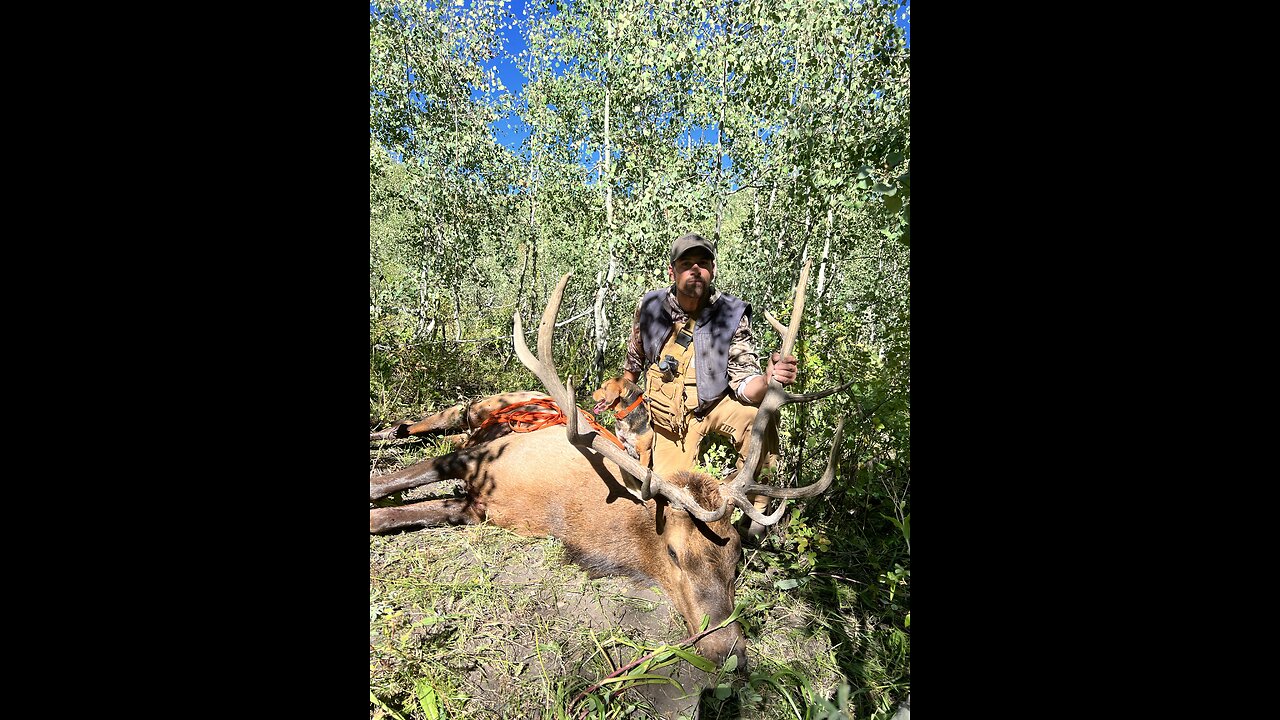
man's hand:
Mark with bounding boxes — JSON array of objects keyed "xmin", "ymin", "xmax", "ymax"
[
  {"xmin": 766, "ymin": 352, "xmax": 798, "ymax": 386},
  {"xmin": 743, "ymin": 352, "xmax": 799, "ymax": 404}
]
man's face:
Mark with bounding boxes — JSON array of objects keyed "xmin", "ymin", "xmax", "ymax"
[{"xmin": 670, "ymin": 251, "xmax": 714, "ymax": 303}]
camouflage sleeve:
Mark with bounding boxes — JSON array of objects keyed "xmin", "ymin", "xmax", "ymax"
[
  {"xmin": 727, "ymin": 311, "xmax": 764, "ymax": 399},
  {"xmin": 623, "ymin": 299, "xmax": 647, "ymax": 375}
]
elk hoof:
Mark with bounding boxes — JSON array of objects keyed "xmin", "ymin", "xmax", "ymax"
[{"xmin": 370, "ymin": 423, "xmax": 411, "ymax": 442}]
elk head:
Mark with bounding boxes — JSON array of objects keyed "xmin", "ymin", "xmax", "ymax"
[{"xmin": 513, "ymin": 262, "xmax": 849, "ymax": 668}]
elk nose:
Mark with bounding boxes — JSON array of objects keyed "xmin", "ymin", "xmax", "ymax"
[{"xmin": 696, "ymin": 628, "xmax": 748, "ymax": 674}]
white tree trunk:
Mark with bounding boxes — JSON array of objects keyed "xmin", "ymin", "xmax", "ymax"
[
  {"xmin": 603, "ymin": 82, "xmax": 612, "ymax": 231},
  {"xmin": 715, "ymin": 55, "xmax": 726, "ymax": 243},
  {"xmin": 593, "ymin": 254, "xmax": 618, "ymax": 387},
  {"xmin": 817, "ymin": 207, "xmax": 832, "ymax": 298}
]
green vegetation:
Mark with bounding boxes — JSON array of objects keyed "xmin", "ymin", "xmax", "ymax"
[
  {"xmin": 371, "ymin": 0, "xmax": 909, "ymax": 716},
  {"xmin": 371, "ymin": 441, "xmax": 908, "ymax": 718}
]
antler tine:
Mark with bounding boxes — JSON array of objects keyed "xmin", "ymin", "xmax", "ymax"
[
  {"xmin": 537, "ymin": 274, "xmax": 571, "ymax": 401},
  {"xmin": 720, "ymin": 260, "xmax": 853, "ymax": 527},
  {"xmin": 778, "ymin": 260, "xmax": 809, "ymax": 358},
  {"xmin": 515, "ymin": 273, "xmax": 733, "ymax": 523},
  {"xmin": 732, "ymin": 416, "xmax": 845, "ymax": 500},
  {"xmin": 763, "ymin": 310, "xmax": 787, "ymax": 337},
  {"xmin": 733, "ymin": 259, "xmax": 812, "ymax": 490},
  {"xmin": 513, "ymin": 272, "xmax": 584, "ymax": 432},
  {"xmin": 721, "ymin": 417, "xmax": 845, "ymax": 526},
  {"xmin": 780, "ymin": 377, "xmax": 859, "ymax": 405},
  {"xmin": 565, "ymin": 374, "xmax": 580, "ymax": 436},
  {"xmin": 732, "ymin": 493, "xmax": 790, "ymax": 526}
]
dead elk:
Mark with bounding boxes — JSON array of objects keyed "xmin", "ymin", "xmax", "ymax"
[
  {"xmin": 369, "ymin": 262, "xmax": 851, "ymax": 668},
  {"xmin": 369, "ymin": 390, "xmax": 550, "ymax": 445}
]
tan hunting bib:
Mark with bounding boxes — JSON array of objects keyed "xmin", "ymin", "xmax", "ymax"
[{"xmin": 644, "ymin": 318, "xmax": 699, "ymax": 436}]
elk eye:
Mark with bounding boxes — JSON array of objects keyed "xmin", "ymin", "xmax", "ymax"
[{"xmin": 667, "ymin": 545, "xmax": 679, "ymax": 566}]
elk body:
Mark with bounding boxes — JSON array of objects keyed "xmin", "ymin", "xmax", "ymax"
[
  {"xmin": 371, "ymin": 425, "xmax": 748, "ymax": 665},
  {"xmin": 370, "ymin": 263, "xmax": 848, "ymax": 668}
]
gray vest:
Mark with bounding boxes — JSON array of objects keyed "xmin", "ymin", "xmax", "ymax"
[{"xmin": 638, "ymin": 288, "xmax": 750, "ymax": 413}]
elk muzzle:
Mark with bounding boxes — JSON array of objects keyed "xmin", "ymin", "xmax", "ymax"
[{"xmin": 694, "ymin": 618, "xmax": 748, "ymax": 673}]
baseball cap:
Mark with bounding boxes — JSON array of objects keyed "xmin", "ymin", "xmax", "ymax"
[{"xmin": 669, "ymin": 233, "xmax": 716, "ymax": 265}]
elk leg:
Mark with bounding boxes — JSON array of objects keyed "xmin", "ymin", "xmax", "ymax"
[
  {"xmin": 370, "ymin": 391, "xmax": 550, "ymax": 442},
  {"xmin": 370, "ymin": 497, "xmax": 484, "ymax": 534},
  {"xmin": 369, "ymin": 404, "xmax": 469, "ymax": 442},
  {"xmin": 369, "ymin": 423, "xmax": 409, "ymax": 442},
  {"xmin": 370, "ymin": 451, "xmax": 476, "ymax": 501}
]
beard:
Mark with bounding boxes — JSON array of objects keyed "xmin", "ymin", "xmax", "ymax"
[{"xmin": 678, "ymin": 276, "xmax": 706, "ymax": 300}]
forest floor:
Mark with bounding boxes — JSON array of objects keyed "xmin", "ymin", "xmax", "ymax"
[{"xmin": 369, "ymin": 440, "xmax": 853, "ymax": 720}]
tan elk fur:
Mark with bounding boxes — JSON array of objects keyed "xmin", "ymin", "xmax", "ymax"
[{"xmin": 369, "ymin": 419, "xmax": 747, "ymax": 667}]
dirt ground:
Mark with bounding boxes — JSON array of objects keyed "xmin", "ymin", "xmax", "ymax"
[{"xmin": 370, "ymin": 443, "xmax": 842, "ymax": 720}]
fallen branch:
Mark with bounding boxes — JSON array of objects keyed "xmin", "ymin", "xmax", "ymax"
[{"xmin": 569, "ymin": 622, "xmax": 735, "ymax": 719}]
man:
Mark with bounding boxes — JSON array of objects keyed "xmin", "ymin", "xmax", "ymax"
[{"xmin": 622, "ymin": 232, "xmax": 798, "ymax": 482}]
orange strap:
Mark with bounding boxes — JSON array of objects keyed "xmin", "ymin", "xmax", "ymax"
[
  {"xmin": 613, "ymin": 394, "xmax": 646, "ymax": 420},
  {"xmin": 475, "ymin": 397, "xmax": 626, "ymax": 450}
]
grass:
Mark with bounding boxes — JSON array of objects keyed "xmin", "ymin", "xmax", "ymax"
[
  {"xmin": 369, "ymin": 521, "xmax": 681, "ymax": 718},
  {"xmin": 370, "ymin": 436, "xmax": 908, "ymax": 720}
]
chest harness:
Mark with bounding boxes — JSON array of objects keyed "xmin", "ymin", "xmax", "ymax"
[{"xmin": 644, "ymin": 317, "xmax": 700, "ymax": 437}]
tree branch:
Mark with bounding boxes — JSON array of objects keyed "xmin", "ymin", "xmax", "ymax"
[{"xmin": 569, "ymin": 622, "xmax": 737, "ymax": 718}]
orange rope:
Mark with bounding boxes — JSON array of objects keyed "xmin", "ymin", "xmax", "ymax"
[{"xmin": 474, "ymin": 397, "xmax": 626, "ymax": 450}]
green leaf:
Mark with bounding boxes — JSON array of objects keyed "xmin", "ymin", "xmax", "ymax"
[
  {"xmin": 370, "ymin": 692, "xmax": 408, "ymax": 720},
  {"xmin": 881, "ymin": 513, "xmax": 909, "ymax": 542},
  {"xmin": 775, "ymin": 578, "xmax": 800, "ymax": 590},
  {"xmin": 721, "ymin": 654, "xmax": 739, "ymax": 673},
  {"xmin": 714, "ymin": 684, "xmax": 733, "ymax": 700},
  {"xmin": 416, "ymin": 680, "xmax": 440, "ymax": 720},
  {"xmin": 671, "ymin": 646, "xmax": 716, "ymax": 672}
]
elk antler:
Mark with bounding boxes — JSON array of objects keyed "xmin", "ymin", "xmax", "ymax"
[
  {"xmin": 717, "ymin": 259, "xmax": 854, "ymax": 526},
  {"xmin": 514, "ymin": 274, "xmax": 734, "ymax": 522}
]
